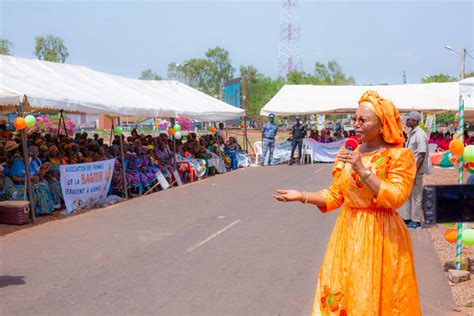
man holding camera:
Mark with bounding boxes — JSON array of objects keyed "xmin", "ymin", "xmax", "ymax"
[
  {"xmin": 289, "ymin": 117, "xmax": 306, "ymax": 166},
  {"xmin": 400, "ymin": 111, "xmax": 431, "ymax": 229}
]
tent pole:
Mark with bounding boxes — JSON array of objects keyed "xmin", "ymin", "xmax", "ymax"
[
  {"xmin": 170, "ymin": 117, "xmax": 178, "ymax": 172},
  {"xmin": 110, "ymin": 120, "xmax": 114, "ymax": 145},
  {"xmin": 61, "ymin": 110, "xmax": 68, "ymax": 137},
  {"xmin": 117, "ymin": 117, "xmax": 128, "ymax": 199},
  {"xmin": 18, "ymin": 100, "xmax": 36, "ymax": 224},
  {"xmin": 57, "ymin": 110, "xmax": 62, "ymax": 139},
  {"xmin": 244, "ymin": 116, "xmax": 248, "ymax": 152}
]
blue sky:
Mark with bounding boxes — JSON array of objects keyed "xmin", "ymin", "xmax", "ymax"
[{"xmin": 1, "ymin": 0, "xmax": 473, "ymax": 85}]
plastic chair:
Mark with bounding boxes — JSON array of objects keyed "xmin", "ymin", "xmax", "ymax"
[
  {"xmin": 177, "ymin": 161, "xmax": 195, "ymax": 182},
  {"xmin": 302, "ymin": 139, "xmax": 314, "ymax": 164},
  {"xmin": 254, "ymin": 141, "xmax": 263, "ymax": 164}
]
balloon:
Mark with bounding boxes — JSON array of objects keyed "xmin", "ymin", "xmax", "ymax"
[
  {"xmin": 173, "ymin": 124, "xmax": 181, "ymax": 132},
  {"xmin": 174, "ymin": 131, "xmax": 182, "ymax": 139},
  {"xmin": 114, "ymin": 126, "xmax": 123, "ymax": 135},
  {"xmin": 168, "ymin": 128, "xmax": 175, "ymax": 136},
  {"xmin": 463, "ymin": 145, "xmax": 474, "ymax": 162},
  {"xmin": 461, "ymin": 228, "xmax": 474, "ymax": 246},
  {"xmin": 444, "ymin": 228, "xmax": 458, "ymax": 243},
  {"xmin": 240, "ymin": 123, "xmax": 245, "ymax": 129},
  {"xmin": 14, "ymin": 117, "xmax": 27, "ymax": 130},
  {"xmin": 210, "ymin": 127, "xmax": 217, "ymax": 134},
  {"xmin": 25, "ymin": 115, "xmax": 36, "ymax": 127},
  {"xmin": 449, "ymin": 138, "xmax": 464, "ymax": 157}
]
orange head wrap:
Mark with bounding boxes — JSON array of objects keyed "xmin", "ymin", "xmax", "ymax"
[{"xmin": 358, "ymin": 90, "xmax": 405, "ymax": 147}]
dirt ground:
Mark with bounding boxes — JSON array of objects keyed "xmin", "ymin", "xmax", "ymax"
[{"xmin": 424, "ymin": 169, "xmax": 474, "ymax": 309}]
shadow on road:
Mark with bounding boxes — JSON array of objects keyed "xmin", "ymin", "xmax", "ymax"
[{"xmin": 0, "ymin": 275, "xmax": 26, "ymax": 288}]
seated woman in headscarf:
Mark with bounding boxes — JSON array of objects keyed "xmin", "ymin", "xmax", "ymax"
[
  {"xmin": 127, "ymin": 140, "xmax": 156, "ymax": 194},
  {"xmin": 108, "ymin": 145, "xmax": 132, "ymax": 197},
  {"xmin": 4, "ymin": 146, "xmax": 54, "ymax": 215},
  {"xmin": 43, "ymin": 145, "xmax": 64, "ymax": 209},
  {"xmin": 39, "ymin": 144, "xmax": 49, "ymax": 163},
  {"xmin": 154, "ymin": 140, "xmax": 174, "ymax": 181}
]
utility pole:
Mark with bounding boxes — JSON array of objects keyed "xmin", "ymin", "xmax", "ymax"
[{"xmin": 461, "ymin": 48, "xmax": 466, "ymax": 79}]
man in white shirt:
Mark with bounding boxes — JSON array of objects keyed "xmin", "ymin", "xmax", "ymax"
[{"xmin": 400, "ymin": 111, "xmax": 431, "ymax": 229}]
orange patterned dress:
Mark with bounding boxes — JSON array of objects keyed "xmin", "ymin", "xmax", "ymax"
[{"xmin": 312, "ymin": 147, "xmax": 422, "ymax": 316}]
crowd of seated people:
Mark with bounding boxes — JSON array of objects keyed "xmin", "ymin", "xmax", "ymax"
[
  {"xmin": 429, "ymin": 130, "xmax": 474, "ymax": 151},
  {"xmin": 0, "ymin": 126, "xmax": 249, "ymax": 215},
  {"xmin": 308, "ymin": 128, "xmax": 354, "ymax": 143}
]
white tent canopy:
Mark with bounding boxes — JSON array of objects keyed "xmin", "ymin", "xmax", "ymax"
[
  {"xmin": 0, "ymin": 55, "xmax": 244, "ymax": 120},
  {"xmin": 260, "ymin": 82, "xmax": 462, "ymax": 116}
]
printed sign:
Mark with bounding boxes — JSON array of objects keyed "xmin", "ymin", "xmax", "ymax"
[
  {"xmin": 60, "ymin": 159, "xmax": 115, "ymax": 214},
  {"xmin": 156, "ymin": 170, "xmax": 170, "ymax": 190}
]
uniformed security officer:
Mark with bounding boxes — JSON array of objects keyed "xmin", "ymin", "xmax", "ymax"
[
  {"xmin": 261, "ymin": 113, "xmax": 278, "ymax": 166},
  {"xmin": 289, "ymin": 116, "xmax": 306, "ymax": 165}
]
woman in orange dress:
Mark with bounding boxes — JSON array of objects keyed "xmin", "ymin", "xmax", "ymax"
[{"xmin": 273, "ymin": 90, "xmax": 421, "ymax": 315}]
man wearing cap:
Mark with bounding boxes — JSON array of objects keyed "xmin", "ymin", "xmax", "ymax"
[
  {"xmin": 400, "ymin": 111, "xmax": 431, "ymax": 229},
  {"xmin": 289, "ymin": 116, "xmax": 306, "ymax": 165},
  {"xmin": 261, "ymin": 113, "xmax": 278, "ymax": 166}
]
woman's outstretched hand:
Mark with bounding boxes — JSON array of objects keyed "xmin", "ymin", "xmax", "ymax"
[{"xmin": 272, "ymin": 189, "xmax": 303, "ymax": 202}]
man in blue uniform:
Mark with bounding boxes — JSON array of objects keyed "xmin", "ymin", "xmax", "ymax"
[
  {"xmin": 261, "ymin": 113, "xmax": 278, "ymax": 166},
  {"xmin": 289, "ymin": 116, "xmax": 306, "ymax": 165}
]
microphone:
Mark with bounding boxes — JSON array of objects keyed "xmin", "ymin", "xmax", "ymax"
[
  {"xmin": 336, "ymin": 137, "xmax": 360, "ymax": 171},
  {"xmin": 345, "ymin": 137, "xmax": 359, "ymax": 151}
]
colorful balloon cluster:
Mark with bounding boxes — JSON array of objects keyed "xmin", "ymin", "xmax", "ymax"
[
  {"xmin": 14, "ymin": 115, "xmax": 37, "ymax": 131},
  {"xmin": 167, "ymin": 123, "xmax": 182, "ymax": 138},
  {"xmin": 448, "ymin": 137, "xmax": 474, "ymax": 172},
  {"xmin": 444, "ymin": 227, "xmax": 474, "ymax": 246}
]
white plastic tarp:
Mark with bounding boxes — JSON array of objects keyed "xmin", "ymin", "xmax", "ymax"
[
  {"xmin": 0, "ymin": 55, "xmax": 244, "ymax": 120},
  {"xmin": 459, "ymin": 78, "xmax": 474, "ymax": 120},
  {"xmin": 261, "ymin": 83, "xmax": 460, "ymax": 116}
]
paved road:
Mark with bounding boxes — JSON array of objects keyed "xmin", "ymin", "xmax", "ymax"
[{"xmin": 1, "ymin": 165, "xmax": 455, "ymax": 315}]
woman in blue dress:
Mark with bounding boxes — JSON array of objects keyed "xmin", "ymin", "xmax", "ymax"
[{"xmin": 5, "ymin": 146, "xmax": 54, "ymax": 215}]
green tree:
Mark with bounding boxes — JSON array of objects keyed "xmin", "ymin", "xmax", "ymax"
[
  {"xmin": 168, "ymin": 47, "xmax": 234, "ymax": 98},
  {"xmin": 0, "ymin": 39, "xmax": 13, "ymax": 55},
  {"xmin": 239, "ymin": 65, "xmax": 285, "ymax": 119},
  {"xmin": 287, "ymin": 70, "xmax": 319, "ymax": 84},
  {"xmin": 139, "ymin": 69, "xmax": 162, "ymax": 80},
  {"xmin": 421, "ymin": 73, "xmax": 457, "ymax": 83},
  {"xmin": 34, "ymin": 35, "xmax": 69, "ymax": 63},
  {"xmin": 240, "ymin": 65, "xmax": 258, "ymax": 85},
  {"xmin": 205, "ymin": 47, "xmax": 234, "ymax": 98},
  {"xmin": 314, "ymin": 60, "xmax": 355, "ymax": 85}
]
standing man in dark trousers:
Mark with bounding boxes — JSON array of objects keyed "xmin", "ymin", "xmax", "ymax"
[
  {"xmin": 261, "ymin": 113, "xmax": 278, "ymax": 166},
  {"xmin": 400, "ymin": 111, "xmax": 431, "ymax": 229},
  {"xmin": 289, "ymin": 116, "xmax": 306, "ymax": 165}
]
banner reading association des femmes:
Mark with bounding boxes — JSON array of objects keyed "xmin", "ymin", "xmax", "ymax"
[{"xmin": 60, "ymin": 159, "xmax": 115, "ymax": 214}]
